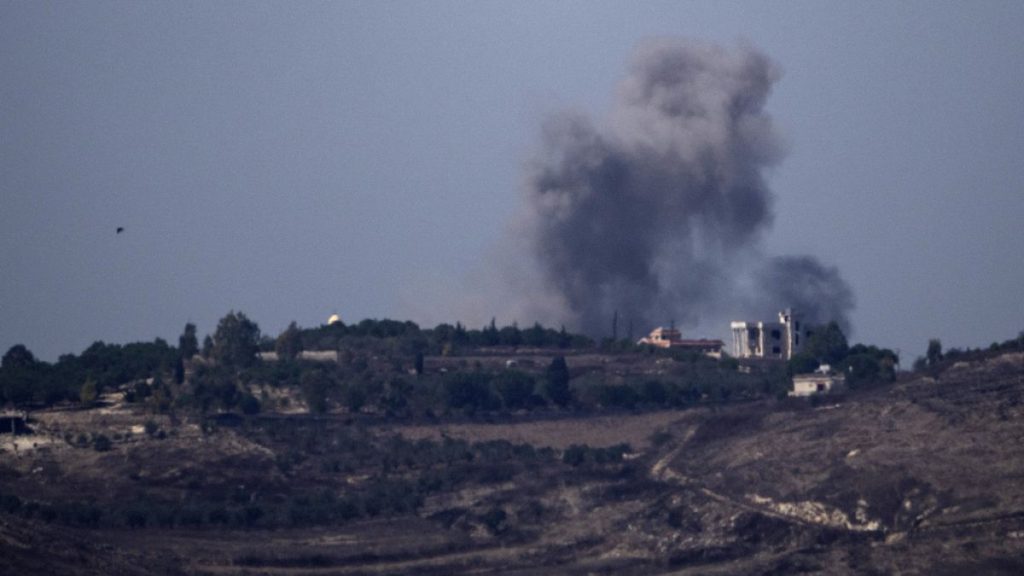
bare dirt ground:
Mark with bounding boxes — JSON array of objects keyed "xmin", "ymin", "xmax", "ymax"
[{"xmin": 2, "ymin": 352, "xmax": 1023, "ymax": 575}]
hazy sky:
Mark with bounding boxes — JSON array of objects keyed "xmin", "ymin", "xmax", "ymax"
[{"xmin": 3, "ymin": 1, "xmax": 1023, "ymax": 363}]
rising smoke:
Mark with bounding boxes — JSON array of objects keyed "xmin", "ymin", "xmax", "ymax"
[{"xmin": 516, "ymin": 39, "xmax": 854, "ymax": 337}]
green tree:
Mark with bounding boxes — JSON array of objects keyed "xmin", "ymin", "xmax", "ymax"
[
  {"xmin": 1, "ymin": 344, "xmax": 41, "ymax": 405},
  {"xmin": 178, "ymin": 323, "xmax": 199, "ymax": 359},
  {"xmin": 787, "ymin": 352, "xmax": 819, "ymax": 375},
  {"xmin": 173, "ymin": 356, "xmax": 186, "ymax": 385},
  {"xmin": 2, "ymin": 344, "xmax": 36, "ymax": 370},
  {"xmin": 802, "ymin": 322, "xmax": 849, "ymax": 365},
  {"xmin": 524, "ymin": 322, "xmax": 547, "ymax": 347},
  {"xmin": 443, "ymin": 372, "xmax": 497, "ymax": 413},
  {"xmin": 212, "ymin": 311, "xmax": 260, "ymax": 368},
  {"xmin": 545, "ymin": 356, "xmax": 572, "ymax": 407},
  {"xmin": 482, "ymin": 318, "xmax": 499, "ymax": 346},
  {"xmin": 494, "ymin": 370, "xmax": 535, "ymax": 410},
  {"xmin": 498, "ymin": 323, "xmax": 522, "ymax": 347},
  {"xmin": 301, "ymin": 370, "xmax": 331, "ymax": 414},
  {"xmin": 275, "ymin": 321, "xmax": 303, "ymax": 361},
  {"xmin": 79, "ymin": 378, "xmax": 98, "ymax": 405}
]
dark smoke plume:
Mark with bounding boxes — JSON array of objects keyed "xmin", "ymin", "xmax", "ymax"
[{"xmin": 518, "ymin": 39, "xmax": 853, "ymax": 336}]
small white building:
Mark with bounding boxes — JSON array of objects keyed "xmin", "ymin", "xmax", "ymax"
[
  {"xmin": 730, "ymin": 308, "xmax": 813, "ymax": 361},
  {"xmin": 790, "ymin": 365, "xmax": 846, "ymax": 397}
]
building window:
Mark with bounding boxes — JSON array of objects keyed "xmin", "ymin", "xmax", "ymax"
[
  {"xmin": 772, "ymin": 346, "xmax": 781, "ymax": 355},
  {"xmin": 771, "ymin": 329, "xmax": 780, "ymax": 340}
]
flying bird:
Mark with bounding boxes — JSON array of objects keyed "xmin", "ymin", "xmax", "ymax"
[{"xmin": 116, "ymin": 227, "xmax": 124, "ymax": 234}]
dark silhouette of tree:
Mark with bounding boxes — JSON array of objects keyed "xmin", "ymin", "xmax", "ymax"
[
  {"xmin": 524, "ymin": 322, "xmax": 547, "ymax": 347},
  {"xmin": 178, "ymin": 323, "xmax": 199, "ymax": 359},
  {"xmin": 498, "ymin": 323, "xmax": 522, "ymax": 347},
  {"xmin": 926, "ymin": 339, "xmax": 943, "ymax": 366},
  {"xmin": 301, "ymin": 370, "xmax": 331, "ymax": 414},
  {"xmin": 802, "ymin": 322, "xmax": 849, "ymax": 365},
  {"xmin": 545, "ymin": 356, "xmax": 572, "ymax": 407},
  {"xmin": 558, "ymin": 325, "xmax": 572, "ymax": 349},
  {"xmin": 173, "ymin": 356, "xmax": 185, "ymax": 385},
  {"xmin": 212, "ymin": 311, "xmax": 260, "ymax": 369},
  {"xmin": 482, "ymin": 318, "xmax": 499, "ymax": 346},
  {"xmin": 275, "ymin": 321, "xmax": 302, "ymax": 361},
  {"xmin": 2, "ymin": 344, "xmax": 36, "ymax": 370}
]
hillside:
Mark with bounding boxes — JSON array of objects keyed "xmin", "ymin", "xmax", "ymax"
[{"xmin": 1, "ymin": 351, "xmax": 1023, "ymax": 574}]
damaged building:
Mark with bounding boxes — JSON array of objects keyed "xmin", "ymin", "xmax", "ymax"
[
  {"xmin": 638, "ymin": 327, "xmax": 725, "ymax": 358},
  {"xmin": 730, "ymin": 308, "xmax": 813, "ymax": 361}
]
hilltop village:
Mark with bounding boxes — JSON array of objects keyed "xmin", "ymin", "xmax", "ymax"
[{"xmin": 1, "ymin": 308, "xmax": 903, "ymax": 423}]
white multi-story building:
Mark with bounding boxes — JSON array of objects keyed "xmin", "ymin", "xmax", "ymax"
[{"xmin": 730, "ymin": 308, "xmax": 813, "ymax": 360}]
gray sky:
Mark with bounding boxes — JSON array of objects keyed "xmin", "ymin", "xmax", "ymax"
[{"xmin": 3, "ymin": 1, "xmax": 1023, "ymax": 363}]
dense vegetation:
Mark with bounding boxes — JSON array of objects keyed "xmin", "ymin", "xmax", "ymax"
[
  {"xmin": 3, "ymin": 311, "xmax": 1018, "ymax": 414},
  {"xmin": 786, "ymin": 321, "xmax": 901, "ymax": 389}
]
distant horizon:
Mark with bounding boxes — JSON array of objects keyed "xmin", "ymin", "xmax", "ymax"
[{"xmin": 7, "ymin": 306, "xmax": 1020, "ymax": 370}]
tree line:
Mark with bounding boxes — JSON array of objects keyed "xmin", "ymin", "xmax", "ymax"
[{"xmin": 5, "ymin": 309, "xmax": 993, "ymax": 412}]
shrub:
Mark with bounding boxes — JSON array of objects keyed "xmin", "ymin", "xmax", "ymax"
[
  {"xmin": 442, "ymin": 372, "xmax": 497, "ymax": 413},
  {"xmin": 481, "ymin": 507, "xmax": 507, "ymax": 535},
  {"xmin": 240, "ymin": 393, "xmax": 261, "ymax": 415},
  {"xmin": 597, "ymin": 384, "xmax": 639, "ymax": 410},
  {"xmin": 563, "ymin": 444, "xmax": 587, "ymax": 467},
  {"xmin": 93, "ymin": 434, "xmax": 112, "ymax": 452}
]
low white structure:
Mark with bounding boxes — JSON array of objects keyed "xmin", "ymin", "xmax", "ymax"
[
  {"xmin": 638, "ymin": 327, "xmax": 724, "ymax": 358},
  {"xmin": 730, "ymin": 308, "xmax": 813, "ymax": 360},
  {"xmin": 258, "ymin": 350, "xmax": 339, "ymax": 363},
  {"xmin": 791, "ymin": 365, "xmax": 846, "ymax": 397}
]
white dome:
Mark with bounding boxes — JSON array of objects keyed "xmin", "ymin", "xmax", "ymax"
[{"xmin": 327, "ymin": 314, "xmax": 342, "ymax": 325}]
